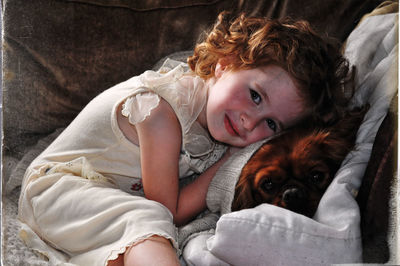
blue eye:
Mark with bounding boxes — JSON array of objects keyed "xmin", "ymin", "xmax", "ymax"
[
  {"xmin": 266, "ymin": 119, "xmax": 277, "ymax": 132},
  {"xmin": 250, "ymin": 89, "xmax": 261, "ymax": 105}
]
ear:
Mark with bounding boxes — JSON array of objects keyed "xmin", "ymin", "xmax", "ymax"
[
  {"xmin": 232, "ymin": 175, "xmax": 256, "ymax": 211},
  {"xmin": 215, "ymin": 57, "xmax": 231, "ymax": 78},
  {"xmin": 325, "ymin": 105, "xmax": 368, "ymax": 148},
  {"xmin": 214, "ymin": 62, "xmax": 226, "ymax": 79}
]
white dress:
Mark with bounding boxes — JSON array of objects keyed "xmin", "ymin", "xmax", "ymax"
[{"xmin": 18, "ymin": 59, "xmax": 226, "ymax": 266}]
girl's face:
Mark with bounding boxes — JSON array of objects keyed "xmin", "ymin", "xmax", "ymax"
[{"xmin": 201, "ymin": 63, "xmax": 308, "ymax": 147}]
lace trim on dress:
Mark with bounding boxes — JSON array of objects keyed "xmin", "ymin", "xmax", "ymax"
[
  {"xmin": 106, "ymin": 231, "xmax": 181, "ymax": 265},
  {"xmin": 181, "ymin": 142, "xmax": 227, "ymax": 174}
]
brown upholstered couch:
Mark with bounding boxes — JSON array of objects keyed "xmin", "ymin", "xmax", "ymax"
[{"xmin": 2, "ymin": 0, "xmax": 397, "ymax": 264}]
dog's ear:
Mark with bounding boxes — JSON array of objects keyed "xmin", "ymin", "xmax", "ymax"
[
  {"xmin": 320, "ymin": 105, "xmax": 368, "ymax": 165},
  {"xmin": 232, "ymin": 172, "xmax": 256, "ymax": 211},
  {"xmin": 327, "ymin": 105, "xmax": 368, "ymax": 144}
]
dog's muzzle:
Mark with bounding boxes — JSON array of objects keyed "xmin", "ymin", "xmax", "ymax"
[{"xmin": 282, "ymin": 187, "xmax": 307, "ymax": 211}]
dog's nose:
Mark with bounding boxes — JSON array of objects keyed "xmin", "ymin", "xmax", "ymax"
[{"xmin": 282, "ymin": 188, "xmax": 306, "ymax": 206}]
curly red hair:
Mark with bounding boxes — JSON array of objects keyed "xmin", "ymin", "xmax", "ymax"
[{"xmin": 188, "ymin": 12, "xmax": 353, "ymax": 126}]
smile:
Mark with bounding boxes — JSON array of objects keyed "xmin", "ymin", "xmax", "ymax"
[{"xmin": 224, "ymin": 115, "xmax": 240, "ymax": 137}]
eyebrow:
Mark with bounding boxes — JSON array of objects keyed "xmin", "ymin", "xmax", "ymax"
[{"xmin": 255, "ymin": 82, "xmax": 284, "ymax": 131}]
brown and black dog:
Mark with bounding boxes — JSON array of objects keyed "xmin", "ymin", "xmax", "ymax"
[{"xmin": 232, "ymin": 107, "xmax": 367, "ymax": 217}]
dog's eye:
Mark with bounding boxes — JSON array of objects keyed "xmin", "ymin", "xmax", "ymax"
[
  {"xmin": 261, "ymin": 179, "xmax": 274, "ymax": 191},
  {"xmin": 308, "ymin": 171, "xmax": 325, "ymax": 184}
]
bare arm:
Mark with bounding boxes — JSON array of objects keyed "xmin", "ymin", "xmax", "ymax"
[
  {"xmin": 135, "ymin": 99, "xmax": 230, "ymax": 226},
  {"xmin": 174, "ymin": 148, "xmax": 231, "ymax": 225}
]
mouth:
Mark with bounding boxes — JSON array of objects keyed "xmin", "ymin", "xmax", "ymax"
[{"xmin": 224, "ymin": 114, "xmax": 241, "ymax": 138}]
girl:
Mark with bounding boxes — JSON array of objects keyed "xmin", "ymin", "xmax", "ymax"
[{"xmin": 18, "ymin": 12, "xmax": 352, "ymax": 266}]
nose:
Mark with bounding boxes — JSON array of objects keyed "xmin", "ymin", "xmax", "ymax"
[
  {"xmin": 240, "ymin": 112, "xmax": 261, "ymax": 132},
  {"xmin": 282, "ymin": 187, "xmax": 308, "ymax": 212},
  {"xmin": 282, "ymin": 188, "xmax": 307, "ymax": 205}
]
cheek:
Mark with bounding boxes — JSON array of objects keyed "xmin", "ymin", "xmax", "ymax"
[
  {"xmin": 207, "ymin": 88, "xmax": 231, "ymax": 111},
  {"xmin": 247, "ymin": 126, "xmax": 274, "ymax": 143},
  {"xmin": 205, "ymin": 94, "xmax": 223, "ymax": 122},
  {"xmin": 215, "ymin": 81, "xmax": 247, "ymax": 105}
]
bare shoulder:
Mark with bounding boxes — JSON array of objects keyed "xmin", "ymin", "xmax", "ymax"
[
  {"xmin": 135, "ymin": 98, "xmax": 182, "ymax": 147},
  {"xmin": 138, "ymin": 98, "xmax": 180, "ymax": 129}
]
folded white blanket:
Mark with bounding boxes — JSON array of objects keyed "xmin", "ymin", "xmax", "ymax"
[{"xmin": 181, "ymin": 12, "xmax": 398, "ymax": 266}]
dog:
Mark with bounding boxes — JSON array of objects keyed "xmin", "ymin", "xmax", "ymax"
[{"xmin": 231, "ymin": 107, "xmax": 367, "ymax": 217}]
